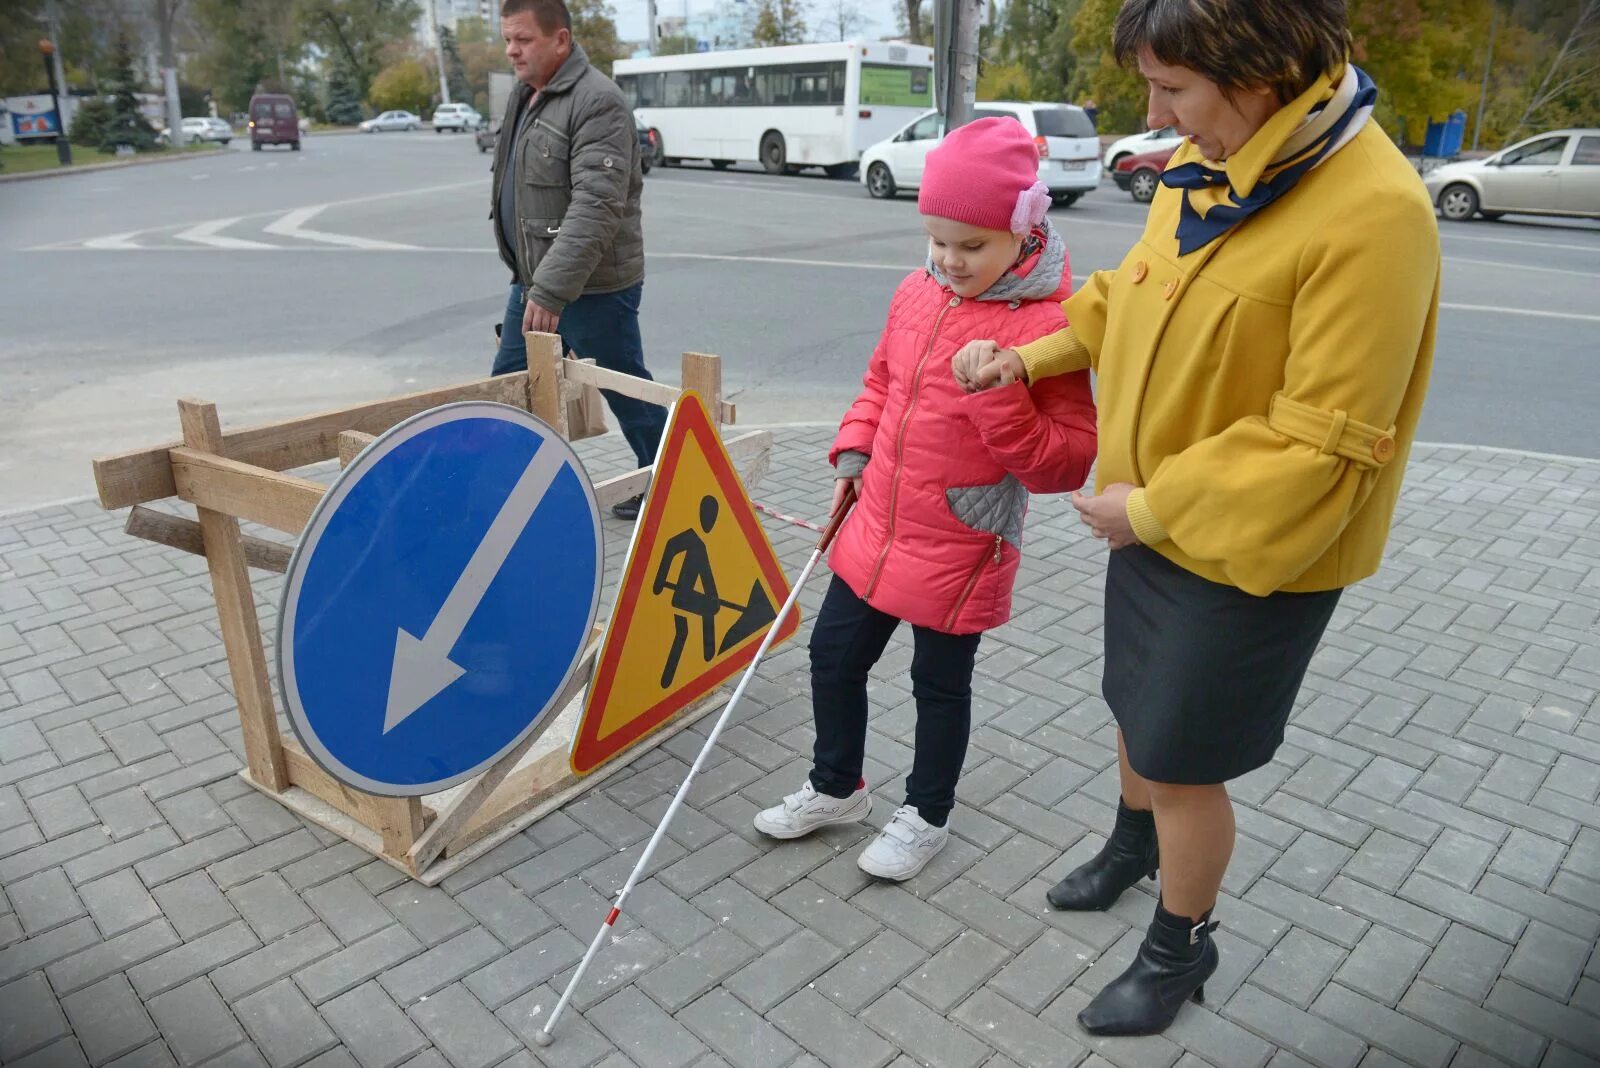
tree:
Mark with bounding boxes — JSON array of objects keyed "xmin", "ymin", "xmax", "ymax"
[
  {"xmin": 325, "ymin": 59, "xmax": 364, "ymax": 123},
  {"xmin": 570, "ymin": 0, "xmax": 623, "ymax": 73},
  {"xmin": 438, "ymin": 25, "xmax": 470, "ymax": 102},
  {"xmin": 895, "ymin": 0, "xmax": 930, "ymax": 45},
  {"xmin": 299, "ymin": 0, "xmax": 421, "ymax": 101},
  {"xmin": 989, "ymin": 0, "xmax": 1083, "ymax": 104},
  {"xmin": 815, "ymin": 0, "xmax": 868, "ymax": 41},
  {"xmin": 1510, "ymin": 0, "xmax": 1600, "ymax": 138},
  {"xmin": 192, "ymin": 0, "xmax": 304, "ymax": 115},
  {"xmin": 1070, "ymin": 0, "xmax": 1145, "ymax": 133},
  {"xmin": 1349, "ymin": 0, "xmax": 1486, "ymax": 144},
  {"xmin": 100, "ymin": 32, "xmax": 158, "ymax": 152},
  {"xmin": 656, "ymin": 33, "xmax": 698, "ymax": 56},
  {"xmin": 69, "ymin": 97, "xmax": 112, "ymax": 147},
  {"xmin": 369, "ymin": 56, "xmax": 433, "ymax": 114},
  {"xmin": 751, "ymin": 0, "xmax": 807, "ymax": 46}
]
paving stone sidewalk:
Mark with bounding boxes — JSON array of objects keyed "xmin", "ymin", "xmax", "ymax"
[{"xmin": 2, "ymin": 428, "xmax": 1598, "ymax": 1068}]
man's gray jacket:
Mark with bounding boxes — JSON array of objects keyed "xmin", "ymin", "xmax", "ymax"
[{"xmin": 491, "ymin": 43, "xmax": 644, "ymax": 314}]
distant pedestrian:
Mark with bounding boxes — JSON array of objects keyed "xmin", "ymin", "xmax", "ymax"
[
  {"xmin": 1082, "ymin": 97, "xmax": 1099, "ymax": 128},
  {"xmin": 489, "ymin": 0, "xmax": 665, "ymax": 520}
]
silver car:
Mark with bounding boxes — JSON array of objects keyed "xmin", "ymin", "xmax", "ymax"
[{"xmin": 1423, "ymin": 128, "xmax": 1600, "ymax": 222}]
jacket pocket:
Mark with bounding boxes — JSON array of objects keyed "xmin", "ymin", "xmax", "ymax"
[
  {"xmin": 518, "ymin": 216, "xmax": 565, "ymax": 280},
  {"xmin": 528, "ymin": 119, "xmax": 571, "ymax": 185},
  {"xmin": 945, "ymin": 474, "xmax": 1027, "ymax": 548}
]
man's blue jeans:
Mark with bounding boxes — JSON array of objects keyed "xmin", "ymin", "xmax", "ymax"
[{"xmin": 492, "ymin": 282, "xmax": 667, "ymax": 470}]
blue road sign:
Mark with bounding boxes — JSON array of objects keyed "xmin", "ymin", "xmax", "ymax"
[{"xmin": 278, "ymin": 402, "xmax": 602, "ymax": 796}]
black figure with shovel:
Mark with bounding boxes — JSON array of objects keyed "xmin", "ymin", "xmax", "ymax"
[{"xmin": 651, "ymin": 494, "xmax": 778, "ymax": 689}]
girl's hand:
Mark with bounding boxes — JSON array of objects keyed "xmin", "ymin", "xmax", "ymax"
[
  {"xmin": 831, "ymin": 477, "xmax": 862, "ymax": 516},
  {"xmin": 952, "ymin": 340, "xmax": 1000, "ymax": 392},
  {"xmin": 1071, "ymin": 483, "xmax": 1139, "ymax": 549}
]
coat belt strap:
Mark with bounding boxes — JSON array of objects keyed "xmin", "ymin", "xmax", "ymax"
[{"xmin": 1268, "ymin": 392, "xmax": 1398, "ymax": 469}]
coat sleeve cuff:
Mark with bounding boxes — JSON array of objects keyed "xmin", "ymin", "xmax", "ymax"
[
  {"xmin": 1015, "ymin": 328, "xmax": 1091, "ymax": 382},
  {"xmin": 833, "ymin": 450, "xmax": 869, "ymax": 478},
  {"xmin": 1126, "ymin": 488, "xmax": 1170, "ymax": 546}
]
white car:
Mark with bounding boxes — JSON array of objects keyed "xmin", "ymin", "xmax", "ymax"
[
  {"xmin": 861, "ymin": 102, "xmax": 1102, "ymax": 206},
  {"xmin": 158, "ymin": 116, "xmax": 233, "ymax": 145},
  {"xmin": 1422, "ymin": 128, "xmax": 1600, "ymax": 222},
  {"xmin": 1103, "ymin": 125, "xmax": 1184, "ymax": 170},
  {"xmin": 432, "ymin": 103, "xmax": 481, "ymax": 133},
  {"xmin": 359, "ymin": 110, "xmax": 421, "ymax": 133}
]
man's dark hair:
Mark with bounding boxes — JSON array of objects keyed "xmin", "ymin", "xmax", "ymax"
[
  {"xmin": 501, "ymin": 0, "xmax": 572, "ymax": 34},
  {"xmin": 1112, "ymin": 0, "xmax": 1351, "ymax": 104}
]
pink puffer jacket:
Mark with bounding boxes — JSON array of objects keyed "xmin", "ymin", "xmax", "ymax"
[{"xmin": 828, "ymin": 237, "xmax": 1096, "ymax": 634}]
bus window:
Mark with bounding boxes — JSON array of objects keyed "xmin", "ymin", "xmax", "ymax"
[{"xmin": 664, "ymin": 71, "xmax": 691, "ymax": 107}]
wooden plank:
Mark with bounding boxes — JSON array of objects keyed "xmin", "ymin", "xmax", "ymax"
[
  {"xmin": 681, "ymin": 352, "xmax": 723, "ymax": 425},
  {"xmin": 178, "ymin": 399, "xmax": 290, "ymax": 793},
  {"xmin": 170, "ymin": 447, "xmax": 325, "ymax": 536},
  {"xmin": 125, "ymin": 505, "xmax": 293, "ymax": 574},
  {"xmin": 408, "ymin": 636, "xmax": 601, "ymax": 874},
  {"xmin": 562, "ymin": 360, "xmax": 736, "ymax": 424},
  {"xmin": 280, "ymin": 741, "xmax": 434, "ymax": 840},
  {"xmin": 93, "ymin": 373, "xmax": 533, "ymax": 511},
  {"xmin": 525, "ymin": 331, "xmax": 567, "ymax": 434},
  {"xmin": 338, "ymin": 430, "xmax": 377, "ymax": 468}
]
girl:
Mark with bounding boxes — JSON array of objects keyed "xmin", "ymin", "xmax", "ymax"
[{"xmin": 752, "ymin": 117, "xmax": 1097, "ymax": 881}]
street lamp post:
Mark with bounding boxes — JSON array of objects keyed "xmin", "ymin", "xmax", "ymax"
[{"xmin": 39, "ymin": 39, "xmax": 71, "ymax": 166}]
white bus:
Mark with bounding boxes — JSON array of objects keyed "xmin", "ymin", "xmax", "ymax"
[{"xmin": 614, "ymin": 41, "xmax": 935, "ymax": 176}]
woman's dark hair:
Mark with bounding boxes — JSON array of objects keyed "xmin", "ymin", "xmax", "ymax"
[{"xmin": 1112, "ymin": 0, "xmax": 1351, "ymax": 103}]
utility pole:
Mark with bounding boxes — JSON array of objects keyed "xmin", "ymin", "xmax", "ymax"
[
  {"xmin": 39, "ymin": 39, "xmax": 71, "ymax": 164},
  {"xmin": 935, "ymin": 0, "xmax": 982, "ymax": 131},
  {"xmin": 45, "ymin": 0, "xmax": 68, "ymax": 106},
  {"xmin": 431, "ymin": 0, "xmax": 452, "ymax": 105},
  {"xmin": 648, "ymin": 0, "xmax": 658, "ymax": 54},
  {"xmin": 155, "ymin": 0, "xmax": 184, "ymax": 148},
  {"xmin": 1472, "ymin": 1, "xmax": 1498, "ymax": 151}
]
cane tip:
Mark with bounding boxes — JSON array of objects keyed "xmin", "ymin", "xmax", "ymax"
[{"xmin": 532, "ymin": 1030, "xmax": 554, "ymax": 1047}]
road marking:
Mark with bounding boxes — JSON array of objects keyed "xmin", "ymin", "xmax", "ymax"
[
  {"xmin": 175, "ymin": 217, "xmax": 278, "ymax": 250},
  {"xmin": 190, "ymin": 173, "xmax": 210, "ymax": 181},
  {"xmin": 1441, "ymin": 302, "xmax": 1600, "ymax": 323},
  {"xmin": 653, "ymin": 251, "xmax": 907, "ymax": 271},
  {"xmin": 1444, "ymin": 257, "xmax": 1598, "ymax": 278},
  {"xmin": 1439, "ymin": 231, "xmax": 1600, "ymax": 254},
  {"xmin": 82, "ymin": 231, "xmax": 144, "ymax": 250},
  {"xmin": 264, "ymin": 205, "xmax": 419, "ymax": 250}
]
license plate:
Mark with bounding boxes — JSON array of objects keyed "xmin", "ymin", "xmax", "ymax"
[{"xmin": 1059, "ymin": 160, "xmax": 1087, "ymax": 171}]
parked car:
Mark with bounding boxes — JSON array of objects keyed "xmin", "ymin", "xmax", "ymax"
[
  {"xmin": 432, "ymin": 103, "xmax": 481, "ymax": 133},
  {"xmin": 1113, "ymin": 146, "xmax": 1177, "ymax": 203},
  {"xmin": 1422, "ymin": 128, "xmax": 1600, "ymax": 221},
  {"xmin": 360, "ymin": 110, "xmax": 421, "ymax": 133},
  {"xmin": 158, "ymin": 116, "xmax": 233, "ymax": 146},
  {"xmin": 1103, "ymin": 125, "xmax": 1184, "ymax": 169},
  {"xmin": 248, "ymin": 92, "xmax": 300, "ymax": 151},
  {"xmin": 861, "ymin": 102, "xmax": 1101, "ymax": 205}
]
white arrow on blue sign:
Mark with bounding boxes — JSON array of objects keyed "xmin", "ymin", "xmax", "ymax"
[{"xmin": 278, "ymin": 402, "xmax": 602, "ymax": 796}]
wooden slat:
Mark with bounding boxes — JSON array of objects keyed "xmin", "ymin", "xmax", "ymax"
[
  {"xmin": 409, "ymin": 636, "xmax": 601, "ymax": 874},
  {"xmin": 338, "ymin": 431, "xmax": 377, "ymax": 468},
  {"xmin": 525, "ymin": 331, "xmax": 566, "ymax": 433},
  {"xmin": 179, "ymin": 399, "xmax": 290, "ymax": 793},
  {"xmin": 563, "ymin": 360, "xmax": 736, "ymax": 423},
  {"xmin": 681, "ymin": 352, "xmax": 723, "ymax": 424},
  {"xmin": 170, "ymin": 447, "xmax": 325, "ymax": 536},
  {"xmin": 282, "ymin": 742, "xmax": 434, "ymax": 841},
  {"xmin": 93, "ymin": 373, "xmax": 533, "ymax": 511},
  {"xmin": 125, "ymin": 505, "xmax": 293, "ymax": 574}
]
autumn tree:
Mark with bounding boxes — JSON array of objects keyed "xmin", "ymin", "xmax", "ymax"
[
  {"xmin": 570, "ymin": 0, "xmax": 623, "ymax": 73},
  {"xmin": 192, "ymin": 0, "xmax": 305, "ymax": 115},
  {"xmin": 299, "ymin": 0, "xmax": 421, "ymax": 101},
  {"xmin": 369, "ymin": 56, "xmax": 432, "ymax": 114},
  {"xmin": 816, "ymin": 0, "xmax": 869, "ymax": 41},
  {"xmin": 751, "ymin": 0, "xmax": 808, "ymax": 46},
  {"xmin": 1069, "ymin": 0, "xmax": 1145, "ymax": 132}
]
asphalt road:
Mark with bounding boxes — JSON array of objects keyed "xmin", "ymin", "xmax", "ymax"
[{"xmin": 2, "ymin": 129, "xmax": 1597, "ymax": 512}]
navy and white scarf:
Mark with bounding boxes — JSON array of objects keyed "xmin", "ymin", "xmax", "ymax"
[{"xmin": 1161, "ymin": 65, "xmax": 1377, "ymax": 255}]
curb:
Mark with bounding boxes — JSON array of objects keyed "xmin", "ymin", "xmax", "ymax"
[{"xmin": 0, "ymin": 144, "xmax": 229, "ymax": 184}]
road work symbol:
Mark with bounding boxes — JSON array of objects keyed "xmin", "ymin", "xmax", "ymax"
[
  {"xmin": 571, "ymin": 392, "xmax": 796, "ymax": 776},
  {"xmin": 278, "ymin": 402, "xmax": 602, "ymax": 797}
]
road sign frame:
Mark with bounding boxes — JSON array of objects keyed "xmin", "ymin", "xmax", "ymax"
[
  {"xmin": 571, "ymin": 390, "xmax": 797, "ymax": 775},
  {"xmin": 277, "ymin": 400, "xmax": 603, "ymax": 797}
]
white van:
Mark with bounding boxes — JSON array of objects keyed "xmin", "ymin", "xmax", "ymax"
[
  {"xmin": 431, "ymin": 102, "xmax": 481, "ymax": 133},
  {"xmin": 860, "ymin": 101, "xmax": 1102, "ymax": 206}
]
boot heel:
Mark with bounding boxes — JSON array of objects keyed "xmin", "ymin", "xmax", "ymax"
[{"xmin": 1192, "ymin": 985, "xmax": 1205, "ymax": 1004}]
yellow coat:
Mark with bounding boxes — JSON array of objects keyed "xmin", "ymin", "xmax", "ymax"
[{"xmin": 1018, "ymin": 87, "xmax": 1439, "ymax": 597}]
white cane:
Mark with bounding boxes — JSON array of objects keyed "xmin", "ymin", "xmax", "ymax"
[{"xmin": 533, "ymin": 485, "xmax": 857, "ymax": 1047}]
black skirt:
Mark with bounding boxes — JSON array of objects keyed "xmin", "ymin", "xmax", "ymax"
[{"xmin": 1102, "ymin": 545, "xmax": 1341, "ymax": 785}]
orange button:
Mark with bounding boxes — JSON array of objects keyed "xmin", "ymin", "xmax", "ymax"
[
  {"xmin": 1162, "ymin": 279, "xmax": 1178, "ymax": 301},
  {"xmin": 1372, "ymin": 435, "xmax": 1396, "ymax": 462},
  {"xmin": 1131, "ymin": 261, "xmax": 1148, "ymax": 283}
]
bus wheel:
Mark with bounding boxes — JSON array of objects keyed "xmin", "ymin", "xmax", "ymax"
[
  {"xmin": 711, "ymin": 159, "xmax": 732, "ymax": 170},
  {"xmin": 866, "ymin": 162, "xmax": 897, "ymax": 199},
  {"xmin": 761, "ymin": 132, "xmax": 787, "ymax": 175}
]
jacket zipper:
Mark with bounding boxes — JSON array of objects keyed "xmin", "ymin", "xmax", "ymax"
[
  {"xmin": 864, "ymin": 298, "xmax": 957, "ymax": 599},
  {"xmin": 943, "ymin": 535, "xmax": 1003, "ymax": 631}
]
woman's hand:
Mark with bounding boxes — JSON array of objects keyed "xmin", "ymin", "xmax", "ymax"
[
  {"xmin": 831, "ymin": 477, "xmax": 862, "ymax": 517},
  {"xmin": 951, "ymin": 341, "xmax": 999, "ymax": 391},
  {"xmin": 1071, "ymin": 482, "xmax": 1139, "ymax": 549}
]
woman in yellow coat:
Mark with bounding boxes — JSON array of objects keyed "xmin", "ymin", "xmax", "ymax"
[{"xmin": 957, "ymin": 0, "xmax": 1438, "ymax": 1038}]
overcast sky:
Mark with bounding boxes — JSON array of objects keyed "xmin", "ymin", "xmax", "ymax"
[{"xmin": 606, "ymin": 0, "xmax": 907, "ymax": 43}]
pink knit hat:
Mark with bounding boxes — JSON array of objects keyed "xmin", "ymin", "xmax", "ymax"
[{"xmin": 918, "ymin": 116, "xmax": 1051, "ymax": 235}]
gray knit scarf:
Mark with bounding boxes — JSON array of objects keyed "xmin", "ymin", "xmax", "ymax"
[{"xmin": 925, "ymin": 219, "xmax": 1067, "ymax": 304}]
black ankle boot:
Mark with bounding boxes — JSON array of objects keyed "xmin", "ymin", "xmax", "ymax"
[
  {"xmin": 1046, "ymin": 799, "xmax": 1158, "ymax": 910},
  {"xmin": 1078, "ymin": 901, "xmax": 1219, "ymax": 1036}
]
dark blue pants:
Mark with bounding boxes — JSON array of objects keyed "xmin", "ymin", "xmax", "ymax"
[
  {"xmin": 492, "ymin": 282, "xmax": 667, "ymax": 470},
  {"xmin": 808, "ymin": 576, "xmax": 982, "ymax": 826}
]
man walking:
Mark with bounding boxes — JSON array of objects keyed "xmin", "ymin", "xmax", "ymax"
[{"xmin": 490, "ymin": 0, "xmax": 666, "ymax": 519}]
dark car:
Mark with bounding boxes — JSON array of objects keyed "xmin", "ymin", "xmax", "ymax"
[
  {"xmin": 1114, "ymin": 146, "xmax": 1176, "ymax": 202},
  {"xmin": 476, "ymin": 113, "xmax": 655, "ymax": 175},
  {"xmin": 248, "ymin": 92, "xmax": 299, "ymax": 151}
]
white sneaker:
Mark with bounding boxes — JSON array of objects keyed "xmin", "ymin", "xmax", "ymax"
[
  {"xmin": 753, "ymin": 780, "xmax": 872, "ymax": 840},
  {"xmin": 857, "ymin": 806, "xmax": 948, "ymax": 881}
]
